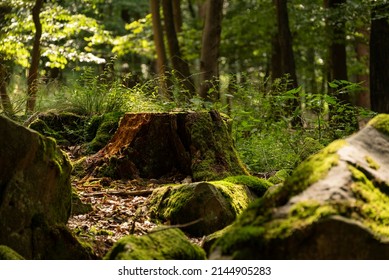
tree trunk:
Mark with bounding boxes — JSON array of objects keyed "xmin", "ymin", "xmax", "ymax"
[
  {"xmin": 86, "ymin": 111, "xmax": 248, "ymax": 181},
  {"xmin": 355, "ymin": 27, "xmax": 370, "ymax": 109},
  {"xmin": 324, "ymin": 0, "xmax": 349, "ymax": 102},
  {"xmin": 150, "ymin": 0, "xmax": 169, "ymax": 97},
  {"xmin": 172, "ymin": 0, "xmax": 182, "ymax": 33},
  {"xmin": 370, "ymin": 4, "xmax": 389, "ymax": 113},
  {"xmin": 0, "ymin": 63, "xmax": 13, "ymax": 116},
  {"xmin": 162, "ymin": 0, "xmax": 195, "ymax": 98},
  {"xmin": 274, "ymin": 0, "xmax": 298, "ymax": 89},
  {"xmin": 270, "ymin": 31, "xmax": 282, "ymax": 81},
  {"xmin": 26, "ymin": 0, "xmax": 44, "ymax": 114},
  {"xmin": 274, "ymin": 0, "xmax": 300, "ymax": 126},
  {"xmin": 199, "ymin": 0, "xmax": 224, "ymax": 101}
]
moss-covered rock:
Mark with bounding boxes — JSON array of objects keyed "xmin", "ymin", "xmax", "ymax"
[
  {"xmin": 223, "ymin": 175, "xmax": 273, "ymax": 197},
  {"xmin": 210, "ymin": 114, "xmax": 389, "ymax": 259},
  {"xmin": 148, "ymin": 181, "xmax": 255, "ymax": 236},
  {"xmin": 0, "ymin": 245, "xmax": 24, "ymax": 260},
  {"xmin": 104, "ymin": 228, "xmax": 206, "ymax": 260},
  {"xmin": 0, "ymin": 115, "xmax": 95, "ymax": 259}
]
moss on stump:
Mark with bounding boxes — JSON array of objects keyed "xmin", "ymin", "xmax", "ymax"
[{"xmin": 87, "ymin": 110, "xmax": 248, "ymax": 181}]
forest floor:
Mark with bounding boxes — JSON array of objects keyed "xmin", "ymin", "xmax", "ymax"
[{"xmin": 66, "ymin": 148, "xmax": 203, "ymax": 258}]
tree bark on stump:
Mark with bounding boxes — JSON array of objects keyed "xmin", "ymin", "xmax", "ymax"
[{"xmin": 87, "ymin": 111, "xmax": 248, "ymax": 181}]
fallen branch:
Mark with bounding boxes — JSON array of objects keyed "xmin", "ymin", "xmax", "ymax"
[{"xmin": 81, "ymin": 189, "xmax": 153, "ymax": 197}]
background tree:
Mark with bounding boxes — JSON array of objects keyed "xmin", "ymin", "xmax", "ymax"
[
  {"xmin": 150, "ymin": 0, "xmax": 168, "ymax": 97},
  {"xmin": 273, "ymin": 0, "xmax": 298, "ymax": 89},
  {"xmin": 199, "ymin": 0, "xmax": 224, "ymax": 101},
  {"xmin": 0, "ymin": 3, "xmax": 14, "ymax": 116},
  {"xmin": 26, "ymin": 0, "xmax": 44, "ymax": 114},
  {"xmin": 324, "ymin": 0, "xmax": 349, "ymax": 101},
  {"xmin": 162, "ymin": 0, "xmax": 195, "ymax": 98},
  {"xmin": 370, "ymin": 2, "xmax": 389, "ymax": 113}
]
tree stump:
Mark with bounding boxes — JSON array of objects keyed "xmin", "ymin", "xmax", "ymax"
[{"xmin": 88, "ymin": 110, "xmax": 248, "ymax": 181}]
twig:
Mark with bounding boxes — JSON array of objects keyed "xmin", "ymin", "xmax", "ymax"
[
  {"xmin": 81, "ymin": 189, "xmax": 153, "ymax": 197},
  {"xmin": 148, "ymin": 218, "xmax": 203, "ymax": 233}
]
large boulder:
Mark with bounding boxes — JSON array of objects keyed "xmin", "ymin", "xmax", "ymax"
[
  {"xmin": 210, "ymin": 114, "xmax": 389, "ymax": 259},
  {"xmin": 0, "ymin": 115, "xmax": 94, "ymax": 259},
  {"xmin": 148, "ymin": 179, "xmax": 259, "ymax": 236},
  {"xmin": 104, "ymin": 228, "xmax": 206, "ymax": 260},
  {"xmin": 87, "ymin": 111, "xmax": 248, "ymax": 181}
]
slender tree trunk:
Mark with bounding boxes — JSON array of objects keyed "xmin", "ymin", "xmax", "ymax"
[
  {"xmin": 274, "ymin": 0, "xmax": 298, "ymax": 89},
  {"xmin": 324, "ymin": 0, "xmax": 348, "ymax": 101},
  {"xmin": 270, "ymin": 31, "xmax": 282, "ymax": 80},
  {"xmin": 162, "ymin": 0, "xmax": 195, "ymax": 98},
  {"xmin": 150, "ymin": 0, "xmax": 169, "ymax": 97},
  {"xmin": 306, "ymin": 48, "xmax": 318, "ymax": 94},
  {"xmin": 370, "ymin": 3, "xmax": 389, "ymax": 113},
  {"xmin": 172, "ymin": 0, "xmax": 182, "ymax": 33},
  {"xmin": 274, "ymin": 0, "xmax": 300, "ymax": 126},
  {"xmin": 0, "ymin": 63, "xmax": 13, "ymax": 116},
  {"xmin": 26, "ymin": 0, "xmax": 43, "ymax": 114},
  {"xmin": 355, "ymin": 27, "xmax": 370, "ymax": 109},
  {"xmin": 199, "ymin": 0, "xmax": 224, "ymax": 101}
]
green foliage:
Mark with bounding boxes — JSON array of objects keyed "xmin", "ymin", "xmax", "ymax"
[
  {"xmin": 112, "ymin": 14, "xmax": 154, "ymax": 59},
  {"xmin": 228, "ymin": 75, "xmax": 371, "ymax": 173}
]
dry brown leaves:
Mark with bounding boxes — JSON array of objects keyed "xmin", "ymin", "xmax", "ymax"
[{"xmin": 67, "ymin": 178, "xmax": 158, "ymax": 258}]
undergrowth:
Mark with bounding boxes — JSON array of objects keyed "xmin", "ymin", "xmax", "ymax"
[{"xmin": 1, "ymin": 67, "xmax": 375, "ymax": 175}]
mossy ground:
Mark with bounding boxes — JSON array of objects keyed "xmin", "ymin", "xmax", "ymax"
[{"xmin": 104, "ymin": 228, "xmax": 206, "ymax": 260}]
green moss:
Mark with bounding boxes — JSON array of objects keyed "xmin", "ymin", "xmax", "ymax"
[
  {"xmin": 223, "ymin": 175, "xmax": 273, "ymax": 197},
  {"xmin": 364, "ymin": 155, "xmax": 380, "ymax": 170},
  {"xmin": 188, "ymin": 111, "xmax": 249, "ymax": 181},
  {"xmin": 268, "ymin": 169, "xmax": 290, "ymax": 184},
  {"xmin": 86, "ymin": 112, "xmax": 123, "ymax": 153},
  {"xmin": 104, "ymin": 228, "xmax": 206, "ymax": 260},
  {"xmin": 212, "ymin": 225, "xmax": 266, "ymax": 257},
  {"xmin": 348, "ymin": 165, "xmax": 389, "ymax": 237},
  {"xmin": 282, "ymin": 139, "xmax": 347, "ymax": 200},
  {"xmin": 368, "ymin": 114, "xmax": 389, "ymax": 135},
  {"xmin": 148, "ymin": 185, "xmax": 194, "ymax": 221},
  {"xmin": 211, "ymin": 181, "xmax": 255, "ymax": 215},
  {"xmin": 150, "ymin": 180, "xmax": 255, "ymax": 225},
  {"xmin": 264, "ymin": 201, "xmax": 337, "ymax": 239},
  {"xmin": 0, "ymin": 245, "xmax": 24, "ymax": 260}
]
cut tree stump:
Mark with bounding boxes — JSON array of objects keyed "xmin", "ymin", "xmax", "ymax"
[{"xmin": 86, "ymin": 110, "xmax": 248, "ymax": 181}]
